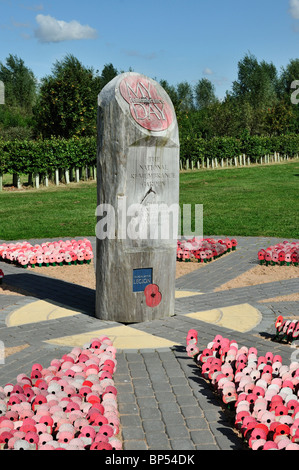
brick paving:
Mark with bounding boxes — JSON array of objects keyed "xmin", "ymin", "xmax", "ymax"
[{"xmin": 0, "ymin": 236, "xmax": 298, "ymax": 450}]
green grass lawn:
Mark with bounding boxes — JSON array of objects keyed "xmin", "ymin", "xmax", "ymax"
[
  {"xmin": 180, "ymin": 161, "xmax": 299, "ymax": 238},
  {"xmin": 0, "ymin": 182, "xmax": 97, "ymax": 241},
  {"xmin": 0, "ymin": 161, "xmax": 298, "ymax": 241}
]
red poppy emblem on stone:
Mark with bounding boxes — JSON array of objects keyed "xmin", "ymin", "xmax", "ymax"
[
  {"xmin": 144, "ymin": 284, "xmax": 162, "ymax": 307},
  {"xmin": 119, "ymin": 75, "xmax": 174, "ymax": 131}
]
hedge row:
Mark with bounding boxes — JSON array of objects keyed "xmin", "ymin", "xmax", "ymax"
[
  {"xmin": 0, "ymin": 134, "xmax": 298, "ymax": 175},
  {"xmin": 0, "ymin": 137, "xmax": 97, "ymax": 175},
  {"xmin": 180, "ymin": 134, "xmax": 299, "ymax": 164}
]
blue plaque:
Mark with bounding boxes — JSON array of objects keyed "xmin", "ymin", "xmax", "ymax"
[{"xmin": 133, "ymin": 268, "xmax": 153, "ymax": 292}]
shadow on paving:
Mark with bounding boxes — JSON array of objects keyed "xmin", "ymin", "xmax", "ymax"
[
  {"xmin": 172, "ymin": 345, "xmax": 245, "ymax": 450},
  {"xmin": 3, "ymin": 272, "xmax": 96, "ymax": 317}
]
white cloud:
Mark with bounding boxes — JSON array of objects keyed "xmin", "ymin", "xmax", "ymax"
[
  {"xmin": 289, "ymin": 0, "xmax": 299, "ymax": 19},
  {"xmin": 34, "ymin": 14, "xmax": 98, "ymax": 43},
  {"xmin": 203, "ymin": 67, "xmax": 213, "ymax": 76}
]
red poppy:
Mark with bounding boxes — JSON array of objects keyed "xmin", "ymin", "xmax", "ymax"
[
  {"xmin": 275, "ymin": 315, "xmax": 283, "ymax": 329},
  {"xmin": 258, "ymin": 250, "xmax": 265, "ymax": 260},
  {"xmin": 278, "ymin": 251, "xmax": 285, "ymax": 262},
  {"xmin": 144, "ymin": 284, "xmax": 162, "ymax": 307}
]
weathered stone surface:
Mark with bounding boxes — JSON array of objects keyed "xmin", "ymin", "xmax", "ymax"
[{"xmin": 96, "ymin": 72, "xmax": 179, "ymax": 323}]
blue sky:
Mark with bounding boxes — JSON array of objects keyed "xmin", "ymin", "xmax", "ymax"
[{"xmin": 0, "ymin": 0, "xmax": 299, "ymax": 99}]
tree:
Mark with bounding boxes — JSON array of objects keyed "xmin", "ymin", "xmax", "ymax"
[
  {"xmin": 98, "ymin": 63, "xmax": 119, "ymax": 90},
  {"xmin": 159, "ymin": 79, "xmax": 180, "ymax": 111},
  {"xmin": 34, "ymin": 54, "xmax": 100, "ymax": 138},
  {"xmin": 176, "ymin": 81, "xmax": 194, "ymax": 112},
  {"xmin": 276, "ymin": 59, "xmax": 299, "ymax": 133},
  {"xmin": 263, "ymin": 100, "xmax": 295, "ymax": 136},
  {"xmin": 0, "ymin": 54, "xmax": 37, "ymax": 140},
  {"xmin": 232, "ymin": 53, "xmax": 278, "ymax": 108},
  {"xmin": 229, "ymin": 53, "xmax": 281, "ymax": 135},
  {"xmin": 277, "ymin": 58, "xmax": 299, "ymax": 99},
  {"xmin": 194, "ymin": 78, "xmax": 217, "ymax": 110},
  {"xmin": 0, "ymin": 54, "xmax": 37, "ymax": 112}
]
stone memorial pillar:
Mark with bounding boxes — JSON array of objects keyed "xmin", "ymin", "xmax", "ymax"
[{"xmin": 96, "ymin": 72, "xmax": 180, "ymax": 323}]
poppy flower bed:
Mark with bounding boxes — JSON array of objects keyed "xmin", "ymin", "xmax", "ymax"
[
  {"xmin": 274, "ymin": 316, "xmax": 299, "ymax": 344},
  {"xmin": 186, "ymin": 329, "xmax": 299, "ymax": 450},
  {"xmin": 177, "ymin": 237, "xmax": 237, "ymax": 263},
  {"xmin": 0, "ymin": 239, "xmax": 93, "ymax": 269},
  {"xmin": 0, "ymin": 336, "xmax": 122, "ymax": 450},
  {"xmin": 258, "ymin": 241, "xmax": 299, "ymax": 266}
]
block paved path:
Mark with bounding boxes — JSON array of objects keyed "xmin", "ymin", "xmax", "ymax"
[{"xmin": 0, "ymin": 236, "xmax": 298, "ymax": 450}]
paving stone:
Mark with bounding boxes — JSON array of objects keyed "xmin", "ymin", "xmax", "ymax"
[
  {"xmin": 146, "ymin": 433, "xmax": 171, "ymax": 449},
  {"xmin": 165, "ymin": 424, "xmax": 190, "ymax": 439},
  {"xmin": 121, "ymin": 426, "xmax": 146, "ymax": 440},
  {"xmin": 120, "ymin": 414, "xmax": 142, "ymax": 427},
  {"xmin": 142, "ymin": 419, "xmax": 165, "ymax": 433},
  {"xmin": 124, "ymin": 440, "xmax": 148, "ymax": 450},
  {"xmin": 170, "ymin": 439, "xmax": 195, "ymax": 450},
  {"xmin": 117, "ymin": 392, "xmax": 137, "ymax": 404},
  {"xmin": 133, "ymin": 386, "xmax": 155, "ymax": 397},
  {"xmin": 154, "ymin": 391, "xmax": 177, "ymax": 403},
  {"xmin": 118, "ymin": 403, "xmax": 139, "ymax": 415},
  {"xmin": 140, "ymin": 407, "xmax": 162, "ymax": 420},
  {"xmin": 180, "ymin": 405, "xmax": 205, "ymax": 418},
  {"xmin": 190, "ymin": 429, "xmax": 216, "ymax": 445},
  {"xmin": 136, "ymin": 397, "xmax": 158, "ymax": 408},
  {"xmin": 195, "ymin": 443, "xmax": 220, "ymax": 450},
  {"xmin": 185, "ymin": 417, "xmax": 209, "ymax": 430},
  {"xmin": 151, "ymin": 381, "xmax": 172, "ymax": 392},
  {"xmin": 159, "ymin": 402, "xmax": 181, "ymax": 414},
  {"xmin": 160, "ymin": 412, "xmax": 185, "ymax": 426}
]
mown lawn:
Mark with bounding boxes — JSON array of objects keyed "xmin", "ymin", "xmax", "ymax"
[
  {"xmin": 180, "ymin": 161, "xmax": 299, "ymax": 238},
  {"xmin": 0, "ymin": 161, "xmax": 298, "ymax": 240},
  {"xmin": 0, "ymin": 182, "xmax": 97, "ymax": 240}
]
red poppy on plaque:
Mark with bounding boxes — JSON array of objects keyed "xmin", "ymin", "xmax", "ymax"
[
  {"xmin": 144, "ymin": 283, "xmax": 162, "ymax": 307},
  {"xmin": 119, "ymin": 74, "xmax": 174, "ymax": 132}
]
